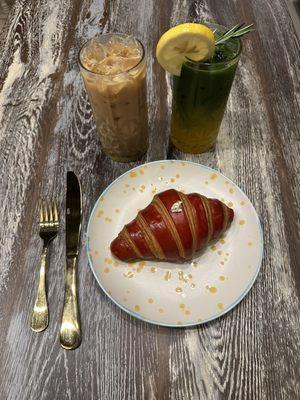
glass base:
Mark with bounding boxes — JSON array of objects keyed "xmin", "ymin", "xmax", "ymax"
[
  {"xmin": 171, "ymin": 137, "xmax": 216, "ymax": 154},
  {"xmin": 105, "ymin": 149, "xmax": 147, "ymax": 162}
]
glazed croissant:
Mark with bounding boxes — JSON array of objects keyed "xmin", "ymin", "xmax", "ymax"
[{"xmin": 110, "ymin": 189, "xmax": 234, "ymax": 262}]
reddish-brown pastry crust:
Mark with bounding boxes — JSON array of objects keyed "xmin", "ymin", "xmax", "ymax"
[{"xmin": 110, "ymin": 189, "xmax": 234, "ymax": 262}]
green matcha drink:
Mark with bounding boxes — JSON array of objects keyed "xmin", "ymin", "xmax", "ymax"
[
  {"xmin": 156, "ymin": 22, "xmax": 251, "ymax": 154},
  {"xmin": 171, "ymin": 31, "xmax": 241, "ymax": 153},
  {"xmin": 171, "ymin": 25, "xmax": 241, "ymax": 153}
]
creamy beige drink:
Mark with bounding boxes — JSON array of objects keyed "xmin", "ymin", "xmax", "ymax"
[{"xmin": 79, "ymin": 34, "xmax": 148, "ymax": 162}]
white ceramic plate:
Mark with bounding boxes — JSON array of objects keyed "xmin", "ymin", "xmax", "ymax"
[{"xmin": 87, "ymin": 160, "xmax": 263, "ymax": 327}]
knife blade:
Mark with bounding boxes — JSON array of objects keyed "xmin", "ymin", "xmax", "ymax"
[
  {"xmin": 66, "ymin": 171, "xmax": 82, "ymax": 257},
  {"xmin": 60, "ymin": 171, "xmax": 82, "ymax": 350}
]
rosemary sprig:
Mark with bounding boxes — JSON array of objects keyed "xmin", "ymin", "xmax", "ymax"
[{"xmin": 215, "ymin": 23, "xmax": 254, "ymax": 45}]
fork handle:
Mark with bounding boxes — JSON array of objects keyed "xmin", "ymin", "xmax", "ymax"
[
  {"xmin": 60, "ymin": 256, "xmax": 81, "ymax": 350},
  {"xmin": 31, "ymin": 246, "xmax": 49, "ymax": 332}
]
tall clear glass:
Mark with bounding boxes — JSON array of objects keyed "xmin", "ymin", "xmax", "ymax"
[
  {"xmin": 79, "ymin": 34, "xmax": 148, "ymax": 162},
  {"xmin": 171, "ymin": 24, "xmax": 242, "ymax": 154}
]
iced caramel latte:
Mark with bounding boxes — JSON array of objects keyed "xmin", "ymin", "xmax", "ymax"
[{"xmin": 79, "ymin": 34, "xmax": 148, "ymax": 162}]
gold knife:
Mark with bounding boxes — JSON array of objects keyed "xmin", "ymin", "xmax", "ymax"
[{"xmin": 60, "ymin": 171, "xmax": 82, "ymax": 350}]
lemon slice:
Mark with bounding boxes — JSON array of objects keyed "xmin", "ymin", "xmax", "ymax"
[{"xmin": 156, "ymin": 23, "xmax": 215, "ymax": 76}]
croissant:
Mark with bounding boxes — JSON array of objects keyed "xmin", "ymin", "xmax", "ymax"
[{"xmin": 110, "ymin": 189, "xmax": 234, "ymax": 262}]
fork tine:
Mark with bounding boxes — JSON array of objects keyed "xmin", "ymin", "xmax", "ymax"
[
  {"xmin": 44, "ymin": 202, "xmax": 48, "ymax": 222},
  {"xmin": 40, "ymin": 203, "xmax": 44, "ymax": 223},
  {"xmin": 48, "ymin": 201, "xmax": 53, "ymax": 222},
  {"xmin": 53, "ymin": 199, "xmax": 59, "ymax": 222}
]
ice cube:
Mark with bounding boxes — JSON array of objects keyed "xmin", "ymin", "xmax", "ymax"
[
  {"xmin": 86, "ymin": 38, "xmax": 107, "ymax": 62},
  {"xmin": 80, "ymin": 38, "xmax": 108, "ymax": 72},
  {"xmin": 121, "ymin": 56, "xmax": 141, "ymax": 71}
]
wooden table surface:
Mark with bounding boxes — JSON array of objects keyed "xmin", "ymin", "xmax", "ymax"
[{"xmin": 0, "ymin": 1, "xmax": 299, "ymax": 399}]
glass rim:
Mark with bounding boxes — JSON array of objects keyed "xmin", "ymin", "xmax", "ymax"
[
  {"xmin": 185, "ymin": 22, "xmax": 242, "ymax": 69},
  {"xmin": 78, "ymin": 33, "xmax": 146, "ymax": 77}
]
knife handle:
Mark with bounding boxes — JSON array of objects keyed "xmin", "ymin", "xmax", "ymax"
[{"xmin": 60, "ymin": 256, "xmax": 81, "ymax": 350}]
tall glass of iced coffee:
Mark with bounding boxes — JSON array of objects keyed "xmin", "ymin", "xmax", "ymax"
[{"xmin": 79, "ymin": 34, "xmax": 148, "ymax": 162}]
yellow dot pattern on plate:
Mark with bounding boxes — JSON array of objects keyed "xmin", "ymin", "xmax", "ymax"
[
  {"xmin": 104, "ymin": 257, "xmax": 113, "ymax": 264},
  {"xmin": 217, "ymin": 250, "xmax": 222, "ymax": 255},
  {"xmin": 210, "ymin": 173, "xmax": 217, "ymax": 180},
  {"xmin": 217, "ymin": 303, "xmax": 224, "ymax": 310},
  {"xmin": 130, "ymin": 171, "xmax": 137, "ymax": 178},
  {"xmin": 211, "ymin": 245, "xmax": 217, "ymax": 251},
  {"xmin": 227, "ymin": 201, "xmax": 233, "ymax": 208},
  {"xmin": 178, "ymin": 271, "xmax": 188, "ymax": 283},
  {"xmin": 206, "ymin": 285, "xmax": 217, "ymax": 294},
  {"xmin": 115, "ymin": 209, "xmax": 120, "ymax": 213},
  {"xmin": 123, "ymin": 271, "xmax": 134, "ymax": 278},
  {"xmin": 239, "ymin": 219, "xmax": 246, "ymax": 225},
  {"xmin": 150, "ymin": 267, "xmax": 157, "ymax": 273},
  {"xmin": 176, "ymin": 287, "xmax": 183, "ymax": 293},
  {"xmin": 191, "ymin": 261, "xmax": 198, "ymax": 268},
  {"xmin": 220, "ymin": 239, "xmax": 225, "ymax": 244},
  {"xmin": 164, "ymin": 271, "xmax": 172, "ymax": 281},
  {"xmin": 123, "ymin": 297, "xmax": 128, "ymax": 302},
  {"xmin": 191, "ymin": 283, "xmax": 196, "ymax": 288},
  {"xmin": 185, "ymin": 310, "xmax": 191, "ymax": 315},
  {"xmin": 248, "ymin": 241, "xmax": 253, "ymax": 246},
  {"xmin": 240, "ymin": 200, "xmax": 245, "ymax": 205},
  {"xmin": 219, "ymin": 275, "xmax": 226, "ymax": 281},
  {"xmin": 176, "ymin": 173, "xmax": 180, "ymax": 178},
  {"xmin": 171, "ymin": 178, "xmax": 175, "ymax": 183},
  {"xmin": 139, "ymin": 169, "xmax": 144, "ymax": 175},
  {"xmin": 97, "ymin": 210, "xmax": 104, "ymax": 217},
  {"xmin": 220, "ymin": 261, "xmax": 225, "ymax": 266},
  {"xmin": 177, "ymin": 321, "xmax": 182, "ymax": 325},
  {"xmin": 103, "ymin": 267, "xmax": 110, "ymax": 273},
  {"xmin": 99, "ymin": 196, "xmax": 104, "ymax": 201},
  {"xmin": 125, "ymin": 184, "xmax": 130, "ymax": 188},
  {"xmin": 226, "ymin": 252, "xmax": 229, "ymax": 256},
  {"xmin": 148, "ymin": 298, "xmax": 153, "ymax": 304},
  {"xmin": 105, "ymin": 217, "xmax": 112, "ymax": 222},
  {"xmin": 158, "ymin": 308, "xmax": 164, "ymax": 313},
  {"xmin": 114, "ymin": 260, "xmax": 119, "ymax": 267},
  {"xmin": 160, "ymin": 165, "xmax": 165, "ymax": 169},
  {"xmin": 188, "ymin": 274, "xmax": 193, "ymax": 279},
  {"xmin": 134, "ymin": 305, "xmax": 140, "ymax": 312},
  {"xmin": 229, "ymin": 188, "xmax": 234, "ymax": 194},
  {"xmin": 179, "ymin": 303, "xmax": 185, "ymax": 309}
]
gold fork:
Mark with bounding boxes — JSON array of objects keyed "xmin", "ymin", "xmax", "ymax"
[{"xmin": 31, "ymin": 200, "xmax": 59, "ymax": 332}]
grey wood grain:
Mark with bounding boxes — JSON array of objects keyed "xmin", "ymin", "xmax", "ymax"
[{"xmin": 0, "ymin": 0, "xmax": 299, "ymax": 399}]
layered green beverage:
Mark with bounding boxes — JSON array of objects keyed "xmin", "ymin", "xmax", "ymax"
[{"xmin": 170, "ymin": 25, "xmax": 241, "ymax": 153}]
